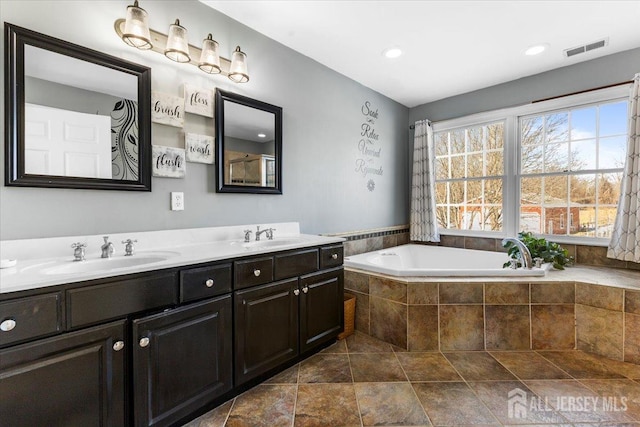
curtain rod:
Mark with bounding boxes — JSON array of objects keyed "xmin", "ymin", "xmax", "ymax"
[{"xmin": 532, "ymin": 80, "xmax": 633, "ymax": 104}]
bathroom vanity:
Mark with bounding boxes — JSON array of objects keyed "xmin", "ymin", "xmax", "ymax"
[{"xmin": 0, "ymin": 224, "xmax": 344, "ymax": 426}]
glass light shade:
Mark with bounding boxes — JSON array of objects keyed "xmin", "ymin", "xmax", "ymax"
[
  {"xmin": 122, "ymin": 1, "xmax": 152, "ymax": 49},
  {"xmin": 164, "ymin": 19, "xmax": 190, "ymax": 63},
  {"xmin": 228, "ymin": 46, "xmax": 249, "ymax": 83},
  {"xmin": 198, "ymin": 34, "xmax": 221, "ymax": 74}
]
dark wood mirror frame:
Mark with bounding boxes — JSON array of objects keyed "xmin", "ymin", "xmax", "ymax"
[
  {"xmin": 4, "ymin": 23, "xmax": 152, "ymax": 191},
  {"xmin": 215, "ymin": 88, "xmax": 283, "ymax": 194}
]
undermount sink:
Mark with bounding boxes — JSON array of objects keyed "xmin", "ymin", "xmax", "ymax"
[
  {"xmin": 230, "ymin": 238, "xmax": 304, "ymax": 249},
  {"xmin": 42, "ymin": 252, "xmax": 179, "ymax": 275}
]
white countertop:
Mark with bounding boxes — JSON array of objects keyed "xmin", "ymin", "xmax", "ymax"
[{"xmin": 0, "ymin": 223, "xmax": 344, "ymax": 295}]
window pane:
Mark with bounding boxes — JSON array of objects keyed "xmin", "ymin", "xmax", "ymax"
[
  {"xmin": 450, "ymin": 130, "xmax": 465, "ymax": 154},
  {"xmin": 571, "ymin": 139, "xmax": 596, "ymax": 170},
  {"xmin": 598, "ymin": 173, "xmax": 622, "ymax": 205},
  {"xmin": 436, "ymin": 206, "xmax": 448, "ymax": 228},
  {"xmin": 521, "ymin": 145, "xmax": 544, "ymax": 174},
  {"xmin": 449, "ymin": 207, "xmax": 462, "ymax": 229},
  {"xmin": 544, "ymin": 142, "xmax": 568, "ymax": 172},
  {"xmin": 467, "ymin": 153, "xmax": 483, "ymax": 177},
  {"xmin": 521, "ymin": 177, "xmax": 542, "ymax": 203},
  {"xmin": 521, "ymin": 177, "xmax": 542, "ymax": 233},
  {"xmin": 450, "ymin": 181, "xmax": 464, "ymax": 205},
  {"xmin": 468, "ymin": 127, "xmax": 483, "ymax": 152},
  {"xmin": 572, "ymin": 207, "xmax": 596, "ymax": 237},
  {"xmin": 571, "ymin": 107, "xmax": 596, "ymax": 140},
  {"xmin": 545, "ymin": 112, "xmax": 569, "ymax": 142},
  {"xmin": 435, "ymin": 182, "xmax": 448, "ymax": 205},
  {"xmin": 486, "ymin": 151, "xmax": 503, "ymax": 175},
  {"xmin": 521, "ymin": 116, "xmax": 543, "ymax": 145},
  {"xmin": 545, "ymin": 206, "xmax": 568, "ymax": 235},
  {"xmin": 570, "ymin": 174, "xmax": 596, "ymax": 205},
  {"xmin": 545, "ymin": 175, "xmax": 567, "ymax": 203},
  {"xmin": 487, "ymin": 123, "xmax": 504, "ymax": 150},
  {"xmin": 450, "ymin": 155, "xmax": 465, "ymax": 179},
  {"xmin": 599, "ymin": 136, "xmax": 626, "ymax": 169},
  {"xmin": 467, "ymin": 179, "xmax": 482, "ymax": 202},
  {"xmin": 485, "ymin": 179, "xmax": 503, "ymax": 205},
  {"xmin": 435, "ymin": 157, "xmax": 449, "ymax": 180},
  {"xmin": 596, "ymin": 207, "xmax": 617, "ymax": 238},
  {"xmin": 600, "ymin": 101, "xmax": 628, "ymax": 136},
  {"xmin": 483, "ymin": 206, "xmax": 503, "ymax": 231},
  {"xmin": 435, "ymin": 132, "xmax": 448, "ymax": 156}
]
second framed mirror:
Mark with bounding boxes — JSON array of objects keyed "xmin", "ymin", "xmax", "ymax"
[{"xmin": 215, "ymin": 89, "xmax": 282, "ymax": 194}]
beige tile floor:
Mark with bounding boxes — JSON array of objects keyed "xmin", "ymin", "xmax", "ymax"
[{"xmin": 184, "ymin": 332, "xmax": 640, "ymax": 427}]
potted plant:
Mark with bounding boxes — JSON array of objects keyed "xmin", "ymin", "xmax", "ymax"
[{"xmin": 503, "ymin": 231, "xmax": 573, "ymax": 270}]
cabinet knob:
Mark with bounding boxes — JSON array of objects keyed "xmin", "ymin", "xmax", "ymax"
[
  {"xmin": 331, "ymin": 253, "xmax": 338, "ymax": 260},
  {"xmin": 113, "ymin": 341, "xmax": 125, "ymax": 351},
  {"xmin": 139, "ymin": 337, "xmax": 150, "ymax": 348},
  {"xmin": 0, "ymin": 319, "xmax": 16, "ymax": 332},
  {"xmin": 293, "ymin": 289, "xmax": 300, "ymax": 296},
  {"xmin": 302, "ymin": 286, "xmax": 309, "ymax": 294},
  {"xmin": 253, "ymin": 269, "xmax": 261, "ymax": 277},
  {"xmin": 205, "ymin": 279, "xmax": 214, "ymax": 288}
]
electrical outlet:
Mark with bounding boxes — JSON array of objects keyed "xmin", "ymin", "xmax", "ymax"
[{"xmin": 171, "ymin": 192, "xmax": 184, "ymax": 211}]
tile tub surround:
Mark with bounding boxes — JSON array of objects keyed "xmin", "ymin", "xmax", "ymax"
[
  {"xmin": 344, "ymin": 266, "xmax": 640, "ymax": 364},
  {"xmin": 183, "ymin": 332, "xmax": 640, "ymax": 427}
]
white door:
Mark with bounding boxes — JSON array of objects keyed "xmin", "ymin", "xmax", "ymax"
[{"xmin": 24, "ymin": 103, "xmax": 112, "ymax": 178}]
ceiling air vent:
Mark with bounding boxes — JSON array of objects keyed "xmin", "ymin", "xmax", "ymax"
[{"xmin": 564, "ymin": 38, "xmax": 608, "ymax": 57}]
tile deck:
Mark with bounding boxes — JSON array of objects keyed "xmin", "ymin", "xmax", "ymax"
[{"xmin": 184, "ymin": 332, "xmax": 640, "ymax": 427}]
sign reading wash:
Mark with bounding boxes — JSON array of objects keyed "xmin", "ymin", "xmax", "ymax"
[{"xmin": 355, "ymin": 100, "xmax": 383, "ymax": 191}]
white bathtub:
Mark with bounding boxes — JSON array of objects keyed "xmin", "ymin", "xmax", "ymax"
[{"xmin": 343, "ymin": 244, "xmax": 550, "ymax": 277}]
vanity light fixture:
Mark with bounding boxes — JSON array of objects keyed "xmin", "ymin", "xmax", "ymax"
[
  {"xmin": 114, "ymin": 1, "xmax": 249, "ymax": 82},
  {"xmin": 164, "ymin": 19, "xmax": 190, "ymax": 62},
  {"xmin": 199, "ymin": 34, "xmax": 221, "ymax": 74},
  {"xmin": 229, "ymin": 46, "xmax": 249, "ymax": 83},
  {"xmin": 121, "ymin": 0, "xmax": 152, "ymax": 49}
]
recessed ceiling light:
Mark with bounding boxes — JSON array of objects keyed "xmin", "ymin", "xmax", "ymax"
[
  {"xmin": 382, "ymin": 47, "xmax": 402, "ymax": 59},
  {"xmin": 257, "ymin": 133, "xmax": 266, "ymax": 138},
  {"xmin": 524, "ymin": 44, "xmax": 548, "ymax": 56}
]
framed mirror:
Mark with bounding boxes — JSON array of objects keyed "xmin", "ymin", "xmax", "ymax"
[
  {"xmin": 5, "ymin": 23, "xmax": 152, "ymax": 191},
  {"xmin": 215, "ymin": 89, "xmax": 282, "ymax": 194}
]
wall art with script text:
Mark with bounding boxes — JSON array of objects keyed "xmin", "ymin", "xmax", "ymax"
[
  {"xmin": 152, "ymin": 145, "xmax": 186, "ymax": 178},
  {"xmin": 354, "ymin": 100, "xmax": 383, "ymax": 191},
  {"xmin": 185, "ymin": 133, "xmax": 214, "ymax": 164},
  {"xmin": 183, "ymin": 84, "xmax": 214, "ymax": 117},
  {"xmin": 151, "ymin": 92, "xmax": 184, "ymax": 128}
]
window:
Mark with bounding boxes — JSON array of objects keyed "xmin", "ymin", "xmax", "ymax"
[
  {"xmin": 434, "ymin": 122, "xmax": 504, "ymax": 232},
  {"xmin": 431, "ymin": 85, "xmax": 629, "ymax": 243},
  {"xmin": 519, "ymin": 100, "xmax": 627, "ymax": 239}
]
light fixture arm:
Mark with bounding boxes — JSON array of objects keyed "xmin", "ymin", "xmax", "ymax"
[{"xmin": 114, "ymin": 18, "xmax": 235, "ymax": 77}]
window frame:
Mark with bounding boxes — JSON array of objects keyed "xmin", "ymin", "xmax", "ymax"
[{"xmin": 431, "ymin": 84, "xmax": 630, "ymax": 245}]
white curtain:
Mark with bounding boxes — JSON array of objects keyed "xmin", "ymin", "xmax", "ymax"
[
  {"xmin": 607, "ymin": 73, "xmax": 640, "ymax": 263},
  {"xmin": 410, "ymin": 119, "xmax": 440, "ymax": 242}
]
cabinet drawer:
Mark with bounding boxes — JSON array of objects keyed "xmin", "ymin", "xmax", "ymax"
[
  {"xmin": 274, "ymin": 249, "xmax": 319, "ymax": 280},
  {"xmin": 180, "ymin": 263, "xmax": 232, "ymax": 302},
  {"xmin": 0, "ymin": 292, "xmax": 63, "ymax": 347},
  {"xmin": 320, "ymin": 245, "xmax": 344, "ymax": 269},
  {"xmin": 234, "ymin": 256, "xmax": 274, "ymax": 290},
  {"xmin": 67, "ymin": 272, "xmax": 177, "ymax": 328}
]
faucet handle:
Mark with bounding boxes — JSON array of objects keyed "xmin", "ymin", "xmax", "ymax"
[
  {"xmin": 71, "ymin": 242, "xmax": 87, "ymax": 261},
  {"xmin": 267, "ymin": 228, "xmax": 276, "ymax": 240},
  {"xmin": 71, "ymin": 242, "xmax": 86, "ymax": 249},
  {"xmin": 122, "ymin": 239, "xmax": 137, "ymax": 256},
  {"xmin": 243, "ymin": 229, "xmax": 252, "ymax": 242}
]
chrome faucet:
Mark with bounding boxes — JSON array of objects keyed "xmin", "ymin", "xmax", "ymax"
[
  {"xmin": 243, "ymin": 229, "xmax": 253, "ymax": 243},
  {"xmin": 101, "ymin": 236, "xmax": 115, "ymax": 259},
  {"xmin": 122, "ymin": 239, "xmax": 137, "ymax": 256},
  {"xmin": 502, "ymin": 238, "xmax": 533, "ymax": 269},
  {"xmin": 71, "ymin": 242, "xmax": 86, "ymax": 262},
  {"xmin": 255, "ymin": 226, "xmax": 275, "ymax": 241}
]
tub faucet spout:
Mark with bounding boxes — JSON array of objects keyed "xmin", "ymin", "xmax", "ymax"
[
  {"xmin": 501, "ymin": 238, "xmax": 533, "ymax": 269},
  {"xmin": 101, "ymin": 236, "xmax": 115, "ymax": 259}
]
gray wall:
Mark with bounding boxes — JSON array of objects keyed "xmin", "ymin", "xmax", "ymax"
[
  {"xmin": 1, "ymin": 0, "xmax": 410, "ymax": 240},
  {"xmin": 409, "ymin": 47, "xmax": 640, "ymax": 123}
]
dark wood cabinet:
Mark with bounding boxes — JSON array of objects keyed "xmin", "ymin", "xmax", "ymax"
[
  {"xmin": 132, "ymin": 295, "xmax": 232, "ymax": 427},
  {"xmin": 299, "ymin": 268, "xmax": 344, "ymax": 353},
  {"xmin": 234, "ymin": 278, "xmax": 299, "ymax": 385},
  {"xmin": 0, "ymin": 320, "xmax": 126, "ymax": 427}
]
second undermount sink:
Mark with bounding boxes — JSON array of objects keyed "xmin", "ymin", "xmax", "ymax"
[
  {"xmin": 230, "ymin": 238, "xmax": 305, "ymax": 249},
  {"xmin": 42, "ymin": 252, "xmax": 179, "ymax": 275}
]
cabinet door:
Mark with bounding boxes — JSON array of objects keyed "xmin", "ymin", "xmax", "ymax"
[
  {"xmin": 0, "ymin": 320, "xmax": 126, "ymax": 427},
  {"xmin": 299, "ymin": 268, "xmax": 344, "ymax": 353},
  {"xmin": 132, "ymin": 296, "xmax": 232, "ymax": 427},
  {"xmin": 234, "ymin": 278, "xmax": 299, "ymax": 385}
]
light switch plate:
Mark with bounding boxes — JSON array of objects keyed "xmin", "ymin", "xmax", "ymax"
[{"xmin": 171, "ymin": 192, "xmax": 184, "ymax": 211}]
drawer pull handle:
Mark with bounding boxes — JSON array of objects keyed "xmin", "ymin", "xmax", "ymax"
[
  {"xmin": 0, "ymin": 319, "xmax": 16, "ymax": 332},
  {"xmin": 205, "ymin": 279, "xmax": 214, "ymax": 288},
  {"xmin": 139, "ymin": 337, "xmax": 150, "ymax": 348},
  {"xmin": 253, "ymin": 269, "xmax": 261, "ymax": 277},
  {"xmin": 302, "ymin": 286, "xmax": 309, "ymax": 294},
  {"xmin": 113, "ymin": 341, "xmax": 125, "ymax": 351},
  {"xmin": 293, "ymin": 289, "xmax": 300, "ymax": 296},
  {"xmin": 331, "ymin": 253, "xmax": 338, "ymax": 260}
]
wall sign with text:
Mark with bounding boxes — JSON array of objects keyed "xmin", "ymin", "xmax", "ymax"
[
  {"xmin": 151, "ymin": 92, "xmax": 184, "ymax": 128},
  {"xmin": 355, "ymin": 100, "xmax": 383, "ymax": 191},
  {"xmin": 152, "ymin": 145, "xmax": 186, "ymax": 178},
  {"xmin": 185, "ymin": 133, "xmax": 214, "ymax": 164},
  {"xmin": 183, "ymin": 84, "xmax": 214, "ymax": 117}
]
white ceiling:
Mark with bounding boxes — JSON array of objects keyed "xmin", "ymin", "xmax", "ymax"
[{"xmin": 201, "ymin": 0, "xmax": 640, "ymax": 108}]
